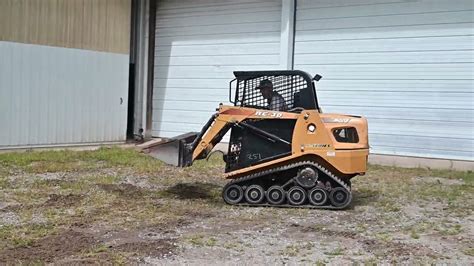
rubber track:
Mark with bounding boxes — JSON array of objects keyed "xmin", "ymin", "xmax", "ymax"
[{"xmin": 223, "ymin": 160, "xmax": 352, "ymax": 209}]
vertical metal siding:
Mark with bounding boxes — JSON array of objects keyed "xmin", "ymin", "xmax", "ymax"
[
  {"xmin": 0, "ymin": 0, "xmax": 131, "ymax": 54},
  {"xmin": 0, "ymin": 41, "xmax": 129, "ymax": 148},
  {"xmin": 152, "ymin": 0, "xmax": 282, "ymax": 138},
  {"xmin": 294, "ymin": 0, "xmax": 474, "ymax": 161}
]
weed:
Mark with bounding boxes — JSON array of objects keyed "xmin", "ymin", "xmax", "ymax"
[
  {"xmin": 463, "ymin": 248, "xmax": 474, "ymax": 256},
  {"xmin": 281, "ymin": 244, "xmax": 300, "ymax": 257},
  {"xmin": 410, "ymin": 230, "xmax": 420, "ymax": 239},
  {"xmin": 375, "ymin": 198, "xmax": 401, "ymax": 212},
  {"xmin": 436, "ymin": 224, "xmax": 462, "ymax": 236},
  {"xmin": 314, "ymin": 260, "xmax": 327, "ymax": 266},
  {"xmin": 324, "ymin": 246, "xmax": 344, "ymax": 256},
  {"xmin": 376, "ymin": 233, "xmax": 393, "ymax": 242},
  {"xmin": 186, "ymin": 234, "xmax": 217, "ymax": 247},
  {"xmin": 223, "ymin": 242, "xmax": 244, "ymax": 251},
  {"xmin": 85, "ymin": 244, "xmax": 109, "ymax": 256},
  {"xmin": 0, "ymin": 176, "xmax": 10, "ymax": 188}
]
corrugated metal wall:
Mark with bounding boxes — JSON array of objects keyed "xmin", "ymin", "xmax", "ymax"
[
  {"xmin": 0, "ymin": 0, "xmax": 131, "ymax": 148},
  {"xmin": 152, "ymin": 0, "xmax": 282, "ymax": 137},
  {"xmin": 0, "ymin": 0, "xmax": 131, "ymax": 54},
  {"xmin": 294, "ymin": 0, "xmax": 474, "ymax": 160}
]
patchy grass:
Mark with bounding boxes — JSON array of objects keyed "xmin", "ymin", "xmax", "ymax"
[
  {"xmin": 0, "ymin": 147, "xmax": 472, "ymax": 264},
  {"xmin": 356, "ymin": 164, "xmax": 474, "ymax": 215},
  {"xmin": 281, "ymin": 244, "xmax": 300, "ymax": 257},
  {"xmin": 280, "ymin": 242, "xmax": 315, "ymax": 257},
  {"xmin": 186, "ymin": 234, "xmax": 217, "ymax": 247},
  {"xmin": 324, "ymin": 246, "xmax": 345, "ymax": 256},
  {"xmin": 0, "ymin": 224, "xmax": 56, "ymax": 249},
  {"xmin": 367, "ymin": 164, "xmax": 474, "ymax": 183},
  {"xmin": 463, "ymin": 248, "xmax": 474, "ymax": 257},
  {"xmin": 0, "ymin": 147, "xmax": 164, "ymax": 174}
]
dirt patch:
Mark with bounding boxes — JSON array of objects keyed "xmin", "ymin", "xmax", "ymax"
[
  {"xmin": 0, "ymin": 201, "xmax": 20, "ymax": 211},
  {"xmin": 98, "ymin": 183, "xmax": 145, "ymax": 198},
  {"xmin": 44, "ymin": 193, "xmax": 83, "ymax": 207},
  {"xmin": 361, "ymin": 238, "xmax": 436, "ymax": 258},
  {"xmin": 163, "ymin": 183, "xmax": 221, "ymax": 201},
  {"xmin": 0, "ymin": 229, "xmax": 97, "ymax": 263},
  {"xmin": 113, "ymin": 239, "xmax": 176, "ymax": 258},
  {"xmin": 296, "ymin": 224, "xmax": 359, "ymax": 239},
  {"xmin": 35, "ymin": 172, "xmax": 66, "ymax": 181},
  {"xmin": 352, "ymin": 188, "xmax": 379, "ymax": 206}
]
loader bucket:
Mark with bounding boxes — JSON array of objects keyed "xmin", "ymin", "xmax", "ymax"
[{"xmin": 146, "ymin": 132, "xmax": 198, "ymax": 167}]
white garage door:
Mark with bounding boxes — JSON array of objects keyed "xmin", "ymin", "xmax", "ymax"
[
  {"xmin": 294, "ymin": 0, "xmax": 474, "ymax": 160},
  {"xmin": 153, "ymin": 0, "xmax": 282, "ymax": 137}
]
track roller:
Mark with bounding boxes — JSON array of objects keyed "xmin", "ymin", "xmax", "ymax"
[
  {"xmin": 329, "ymin": 187, "xmax": 351, "ymax": 208},
  {"xmin": 223, "ymin": 184, "xmax": 243, "ymax": 205},
  {"xmin": 308, "ymin": 187, "xmax": 328, "ymax": 206},
  {"xmin": 287, "ymin": 186, "xmax": 307, "ymax": 205},
  {"xmin": 244, "ymin": 185, "xmax": 265, "ymax": 204},
  {"xmin": 266, "ymin": 185, "xmax": 285, "ymax": 205}
]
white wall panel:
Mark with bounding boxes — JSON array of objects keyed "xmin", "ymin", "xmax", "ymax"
[
  {"xmin": 0, "ymin": 41, "xmax": 129, "ymax": 148},
  {"xmin": 153, "ymin": 0, "xmax": 282, "ymax": 138},
  {"xmin": 295, "ymin": 0, "xmax": 474, "ymax": 160}
]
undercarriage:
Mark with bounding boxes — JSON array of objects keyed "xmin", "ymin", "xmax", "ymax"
[{"xmin": 222, "ymin": 160, "xmax": 352, "ymax": 209}]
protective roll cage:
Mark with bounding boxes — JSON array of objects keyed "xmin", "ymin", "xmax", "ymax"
[{"xmin": 229, "ymin": 70, "xmax": 320, "ymax": 112}]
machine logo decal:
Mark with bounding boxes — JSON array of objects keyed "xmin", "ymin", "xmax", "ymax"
[
  {"xmin": 255, "ymin": 111, "xmax": 283, "ymax": 118},
  {"xmin": 304, "ymin": 144, "xmax": 331, "ymax": 148},
  {"xmin": 322, "ymin": 118, "xmax": 351, "ymax": 123}
]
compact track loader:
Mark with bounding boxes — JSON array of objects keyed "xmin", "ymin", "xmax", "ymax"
[{"xmin": 148, "ymin": 70, "xmax": 369, "ymax": 209}]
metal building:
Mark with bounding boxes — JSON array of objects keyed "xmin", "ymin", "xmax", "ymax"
[
  {"xmin": 0, "ymin": 0, "xmax": 473, "ymax": 164},
  {"xmin": 151, "ymin": 0, "xmax": 474, "ymax": 162}
]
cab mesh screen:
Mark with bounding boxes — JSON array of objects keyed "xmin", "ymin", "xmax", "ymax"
[{"xmin": 235, "ymin": 74, "xmax": 309, "ymax": 110}]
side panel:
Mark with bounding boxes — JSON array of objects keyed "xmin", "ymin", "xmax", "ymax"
[{"xmin": 226, "ymin": 119, "xmax": 296, "ymax": 172}]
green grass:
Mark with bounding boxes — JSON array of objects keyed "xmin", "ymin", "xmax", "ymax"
[
  {"xmin": 0, "ymin": 146, "xmax": 165, "ymax": 174},
  {"xmin": 0, "ymin": 224, "xmax": 56, "ymax": 249}
]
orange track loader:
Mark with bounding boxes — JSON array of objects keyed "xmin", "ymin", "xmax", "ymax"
[{"xmin": 148, "ymin": 70, "xmax": 369, "ymax": 209}]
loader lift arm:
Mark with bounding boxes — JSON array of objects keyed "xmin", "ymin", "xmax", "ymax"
[
  {"xmin": 191, "ymin": 107, "xmax": 258, "ymax": 163},
  {"xmin": 192, "ymin": 111, "xmax": 294, "ymax": 163},
  {"xmin": 191, "ymin": 112, "xmax": 230, "ymax": 162}
]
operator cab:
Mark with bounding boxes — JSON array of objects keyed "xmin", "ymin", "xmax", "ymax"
[{"xmin": 229, "ymin": 70, "xmax": 322, "ymax": 112}]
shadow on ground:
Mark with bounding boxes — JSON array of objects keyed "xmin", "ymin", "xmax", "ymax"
[{"xmin": 163, "ymin": 183, "xmax": 222, "ymax": 202}]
